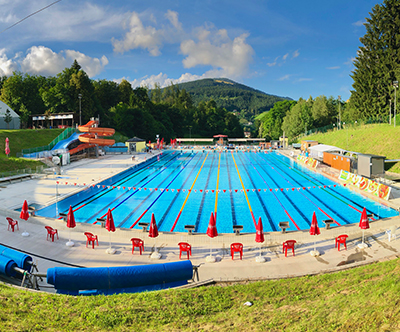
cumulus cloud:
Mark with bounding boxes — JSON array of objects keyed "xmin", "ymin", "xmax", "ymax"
[
  {"xmin": 180, "ymin": 28, "xmax": 254, "ymax": 78},
  {"xmin": 165, "ymin": 10, "xmax": 182, "ymax": 31},
  {"xmin": 1, "ymin": 46, "xmax": 107, "ymax": 77},
  {"xmin": 112, "ymin": 10, "xmax": 184, "ymax": 56},
  {"xmin": 112, "ymin": 12, "xmax": 164, "ymax": 56},
  {"xmin": 0, "ymin": 48, "xmax": 18, "ymax": 76},
  {"xmin": 115, "ymin": 71, "xmax": 212, "ymax": 90},
  {"xmin": 292, "ymin": 50, "xmax": 300, "ymax": 58}
]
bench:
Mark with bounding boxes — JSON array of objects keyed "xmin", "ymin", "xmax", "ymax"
[
  {"xmin": 322, "ymin": 219, "xmax": 334, "ymax": 229},
  {"xmin": 96, "ymin": 218, "xmax": 106, "ymax": 228},
  {"xmin": 279, "ymin": 221, "xmax": 290, "ymax": 233},
  {"xmin": 184, "ymin": 225, "xmax": 195, "ymax": 235},
  {"xmin": 233, "ymin": 225, "xmax": 243, "ymax": 235},
  {"xmin": 138, "ymin": 222, "xmax": 149, "ymax": 232},
  {"xmin": 0, "ymin": 174, "xmax": 32, "ymax": 184}
]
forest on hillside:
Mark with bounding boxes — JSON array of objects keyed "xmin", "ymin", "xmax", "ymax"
[
  {"xmin": 167, "ymin": 78, "xmax": 289, "ymax": 131},
  {"xmin": 0, "ymin": 62, "xmax": 243, "ymax": 141}
]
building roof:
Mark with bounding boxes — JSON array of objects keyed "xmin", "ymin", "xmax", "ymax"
[
  {"xmin": 126, "ymin": 137, "xmax": 145, "ymax": 142},
  {"xmin": 308, "ymin": 144, "xmax": 344, "ymax": 153},
  {"xmin": 0, "ymin": 100, "xmax": 18, "ymax": 117}
]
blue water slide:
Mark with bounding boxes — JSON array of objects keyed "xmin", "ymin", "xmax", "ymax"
[{"xmin": 52, "ymin": 132, "xmax": 81, "ymax": 150}]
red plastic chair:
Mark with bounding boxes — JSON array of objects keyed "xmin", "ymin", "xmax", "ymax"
[
  {"xmin": 178, "ymin": 242, "xmax": 192, "ymax": 259},
  {"xmin": 282, "ymin": 240, "xmax": 296, "ymax": 257},
  {"xmin": 7, "ymin": 217, "xmax": 19, "ymax": 232},
  {"xmin": 131, "ymin": 238, "xmax": 144, "ymax": 255},
  {"xmin": 45, "ymin": 226, "xmax": 58, "ymax": 242},
  {"xmin": 230, "ymin": 242, "xmax": 243, "ymax": 260},
  {"xmin": 84, "ymin": 232, "xmax": 98, "ymax": 249},
  {"xmin": 335, "ymin": 234, "xmax": 348, "ymax": 251}
]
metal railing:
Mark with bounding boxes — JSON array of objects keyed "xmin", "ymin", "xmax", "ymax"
[
  {"xmin": 18, "ymin": 127, "xmax": 77, "ymax": 157},
  {"xmin": 0, "ymin": 165, "xmax": 47, "ymax": 178}
]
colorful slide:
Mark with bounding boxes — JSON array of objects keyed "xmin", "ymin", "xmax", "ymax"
[
  {"xmin": 78, "ymin": 121, "xmax": 115, "ymax": 144},
  {"xmin": 68, "ymin": 121, "xmax": 115, "ymax": 155}
]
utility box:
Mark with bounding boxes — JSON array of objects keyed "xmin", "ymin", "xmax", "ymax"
[{"xmin": 357, "ymin": 154, "xmax": 385, "ymax": 178}]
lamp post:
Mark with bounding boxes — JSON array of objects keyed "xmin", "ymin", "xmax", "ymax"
[
  {"xmin": 338, "ymin": 96, "xmax": 341, "ymax": 130},
  {"xmin": 393, "ymin": 81, "xmax": 398, "ymax": 127},
  {"xmin": 389, "ymin": 99, "xmax": 392, "ymax": 125},
  {"xmin": 78, "ymin": 94, "xmax": 82, "ymax": 126}
]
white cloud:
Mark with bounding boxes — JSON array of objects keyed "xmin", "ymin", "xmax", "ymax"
[
  {"xmin": 267, "ymin": 56, "xmax": 279, "ymax": 67},
  {"xmin": 345, "ymin": 57, "xmax": 356, "ymax": 66},
  {"xmin": 2, "ymin": 46, "xmax": 109, "ymax": 77},
  {"xmin": 112, "ymin": 12, "xmax": 164, "ymax": 56},
  {"xmin": 0, "ymin": 48, "xmax": 17, "ymax": 76},
  {"xmin": 64, "ymin": 50, "xmax": 108, "ymax": 77},
  {"xmin": 297, "ymin": 78, "xmax": 312, "ymax": 82},
  {"xmin": 116, "ymin": 71, "xmax": 213, "ymax": 90},
  {"xmin": 282, "ymin": 53, "xmax": 289, "ymax": 61},
  {"xmin": 180, "ymin": 28, "xmax": 254, "ymax": 78},
  {"xmin": 352, "ymin": 20, "xmax": 365, "ymax": 27},
  {"xmin": 165, "ymin": 10, "xmax": 182, "ymax": 31},
  {"xmin": 278, "ymin": 74, "xmax": 290, "ymax": 81},
  {"xmin": 292, "ymin": 50, "xmax": 300, "ymax": 58},
  {"xmin": 0, "ymin": 2, "xmax": 125, "ymax": 46},
  {"xmin": 327, "ymin": 66, "xmax": 340, "ymax": 70}
]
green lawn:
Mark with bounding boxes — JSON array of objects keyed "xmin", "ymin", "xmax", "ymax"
[
  {"xmin": 303, "ymin": 123, "xmax": 400, "ymax": 173},
  {"xmin": 0, "ymin": 129, "xmax": 63, "ymax": 173},
  {"xmin": 1, "ymin": 258, "xmax": 400, "ymax": 331}
]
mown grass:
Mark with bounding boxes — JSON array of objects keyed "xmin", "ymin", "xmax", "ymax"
[
  {"xmin": 0, "ymin": 129, "xmax": 64, "ymax": 173},
  {"xmin": 304, "ymin": 123, "xmax": 400, "ymax": 173},
  {"xmin": 1, "ymin": 258, "xmax": 400, "ymax": 331}
]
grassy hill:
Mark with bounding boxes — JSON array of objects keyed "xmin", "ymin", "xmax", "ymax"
[
  {"xmin": 303, "ymin": 123, "xmax": 400, "ymax": 173},
  {"xmin": 0, "ymin": 129, "xmax": 63, "ymax": 173},
  {"xmin": 1, "ymin": 258, "xmax": 400, "ymax": 331},
  {"xmin": 172, "ymin": 78, "xmax": 291, "ymax": 128}
]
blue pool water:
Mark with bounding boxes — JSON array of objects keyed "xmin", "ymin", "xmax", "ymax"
[{"xmin": 37, "ymin": 150, "xmax": 399, "ymax": 233}]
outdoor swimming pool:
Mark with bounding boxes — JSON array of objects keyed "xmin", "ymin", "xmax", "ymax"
[{"xmin": 37, "ymin": 150, "xmax": 399, "ymax": 233}]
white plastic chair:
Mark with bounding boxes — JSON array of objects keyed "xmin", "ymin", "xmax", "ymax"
[{"xmin": 386, "ymin": 225, "xmax": 397, "ymax": 242}]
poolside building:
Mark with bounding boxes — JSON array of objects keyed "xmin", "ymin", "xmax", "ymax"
[
  {"xmin": 125, "ymin": 137, "xmax": 146, "ymax": 153},
  {"xmin": 0, "ymin": 101, "xmax": 20, "ymax": 129}
]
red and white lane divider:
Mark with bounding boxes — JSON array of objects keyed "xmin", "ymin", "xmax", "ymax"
[{"xmin": 56, "ymin": 181, "xmax": 347, "ymax": 193}]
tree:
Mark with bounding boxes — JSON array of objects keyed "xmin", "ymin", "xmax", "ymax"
[
  {"xmin": 19, "ymin": 104, "xmax": 30, "ymax": 129},
  {"xmin": 256, "ymin": 100, "xmax": 296, "ymax": 139},
  {"xmin": 282, "ymin": 98, "xmax": 313, "ymax": 139},
  {"xmin": 118, "ymin": 79, "xmax": 132, "ymax": 105},
  {"xmin": 0, "ymin": 72, "xmax": 46, "ymax": 123},
  {"xmin": 3, "ymin": 109, "xmax": 12, "ymax": 129},
  {"xmin": 350, "ymin": 0, "xmax": 400, "ymax": 120}
]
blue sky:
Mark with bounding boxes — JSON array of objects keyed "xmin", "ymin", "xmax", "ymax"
[{"xmin": 0, "ymin": 0, "xmax": 380, "ymax": 101}]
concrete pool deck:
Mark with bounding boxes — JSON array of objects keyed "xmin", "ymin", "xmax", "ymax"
[{"xmin": 1, "ymin": 151, "xmax": 400, "ymax": 291}]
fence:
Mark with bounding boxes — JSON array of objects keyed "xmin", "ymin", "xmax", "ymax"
[
  {"xmin": 18, "ymin": 127, "xmax": 77, "ymax": 157},
  {"xmin": 299, "ymin": 115, "xmax": 398, "ymax": 140},
  {"xmin": 0, "ymin": 165, "xmax": 47, "ymax": 178}
]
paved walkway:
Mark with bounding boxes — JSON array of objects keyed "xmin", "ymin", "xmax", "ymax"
[{"xmin": 1, "ymin": 151, "xmax": 400, "ymax": 292}]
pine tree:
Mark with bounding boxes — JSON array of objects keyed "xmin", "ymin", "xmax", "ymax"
[{"xmin": 351, "ymin": 0, "xmax": 400, "ymax": 120}]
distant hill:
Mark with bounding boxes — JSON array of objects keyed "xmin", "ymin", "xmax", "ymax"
[
  {"xmin": 175, "ymin": 78, "xmax": 291, "ymax": 112},
  {"xmin": 171, "ymin": 78, "xmax": 292, "ymax": 129}
]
